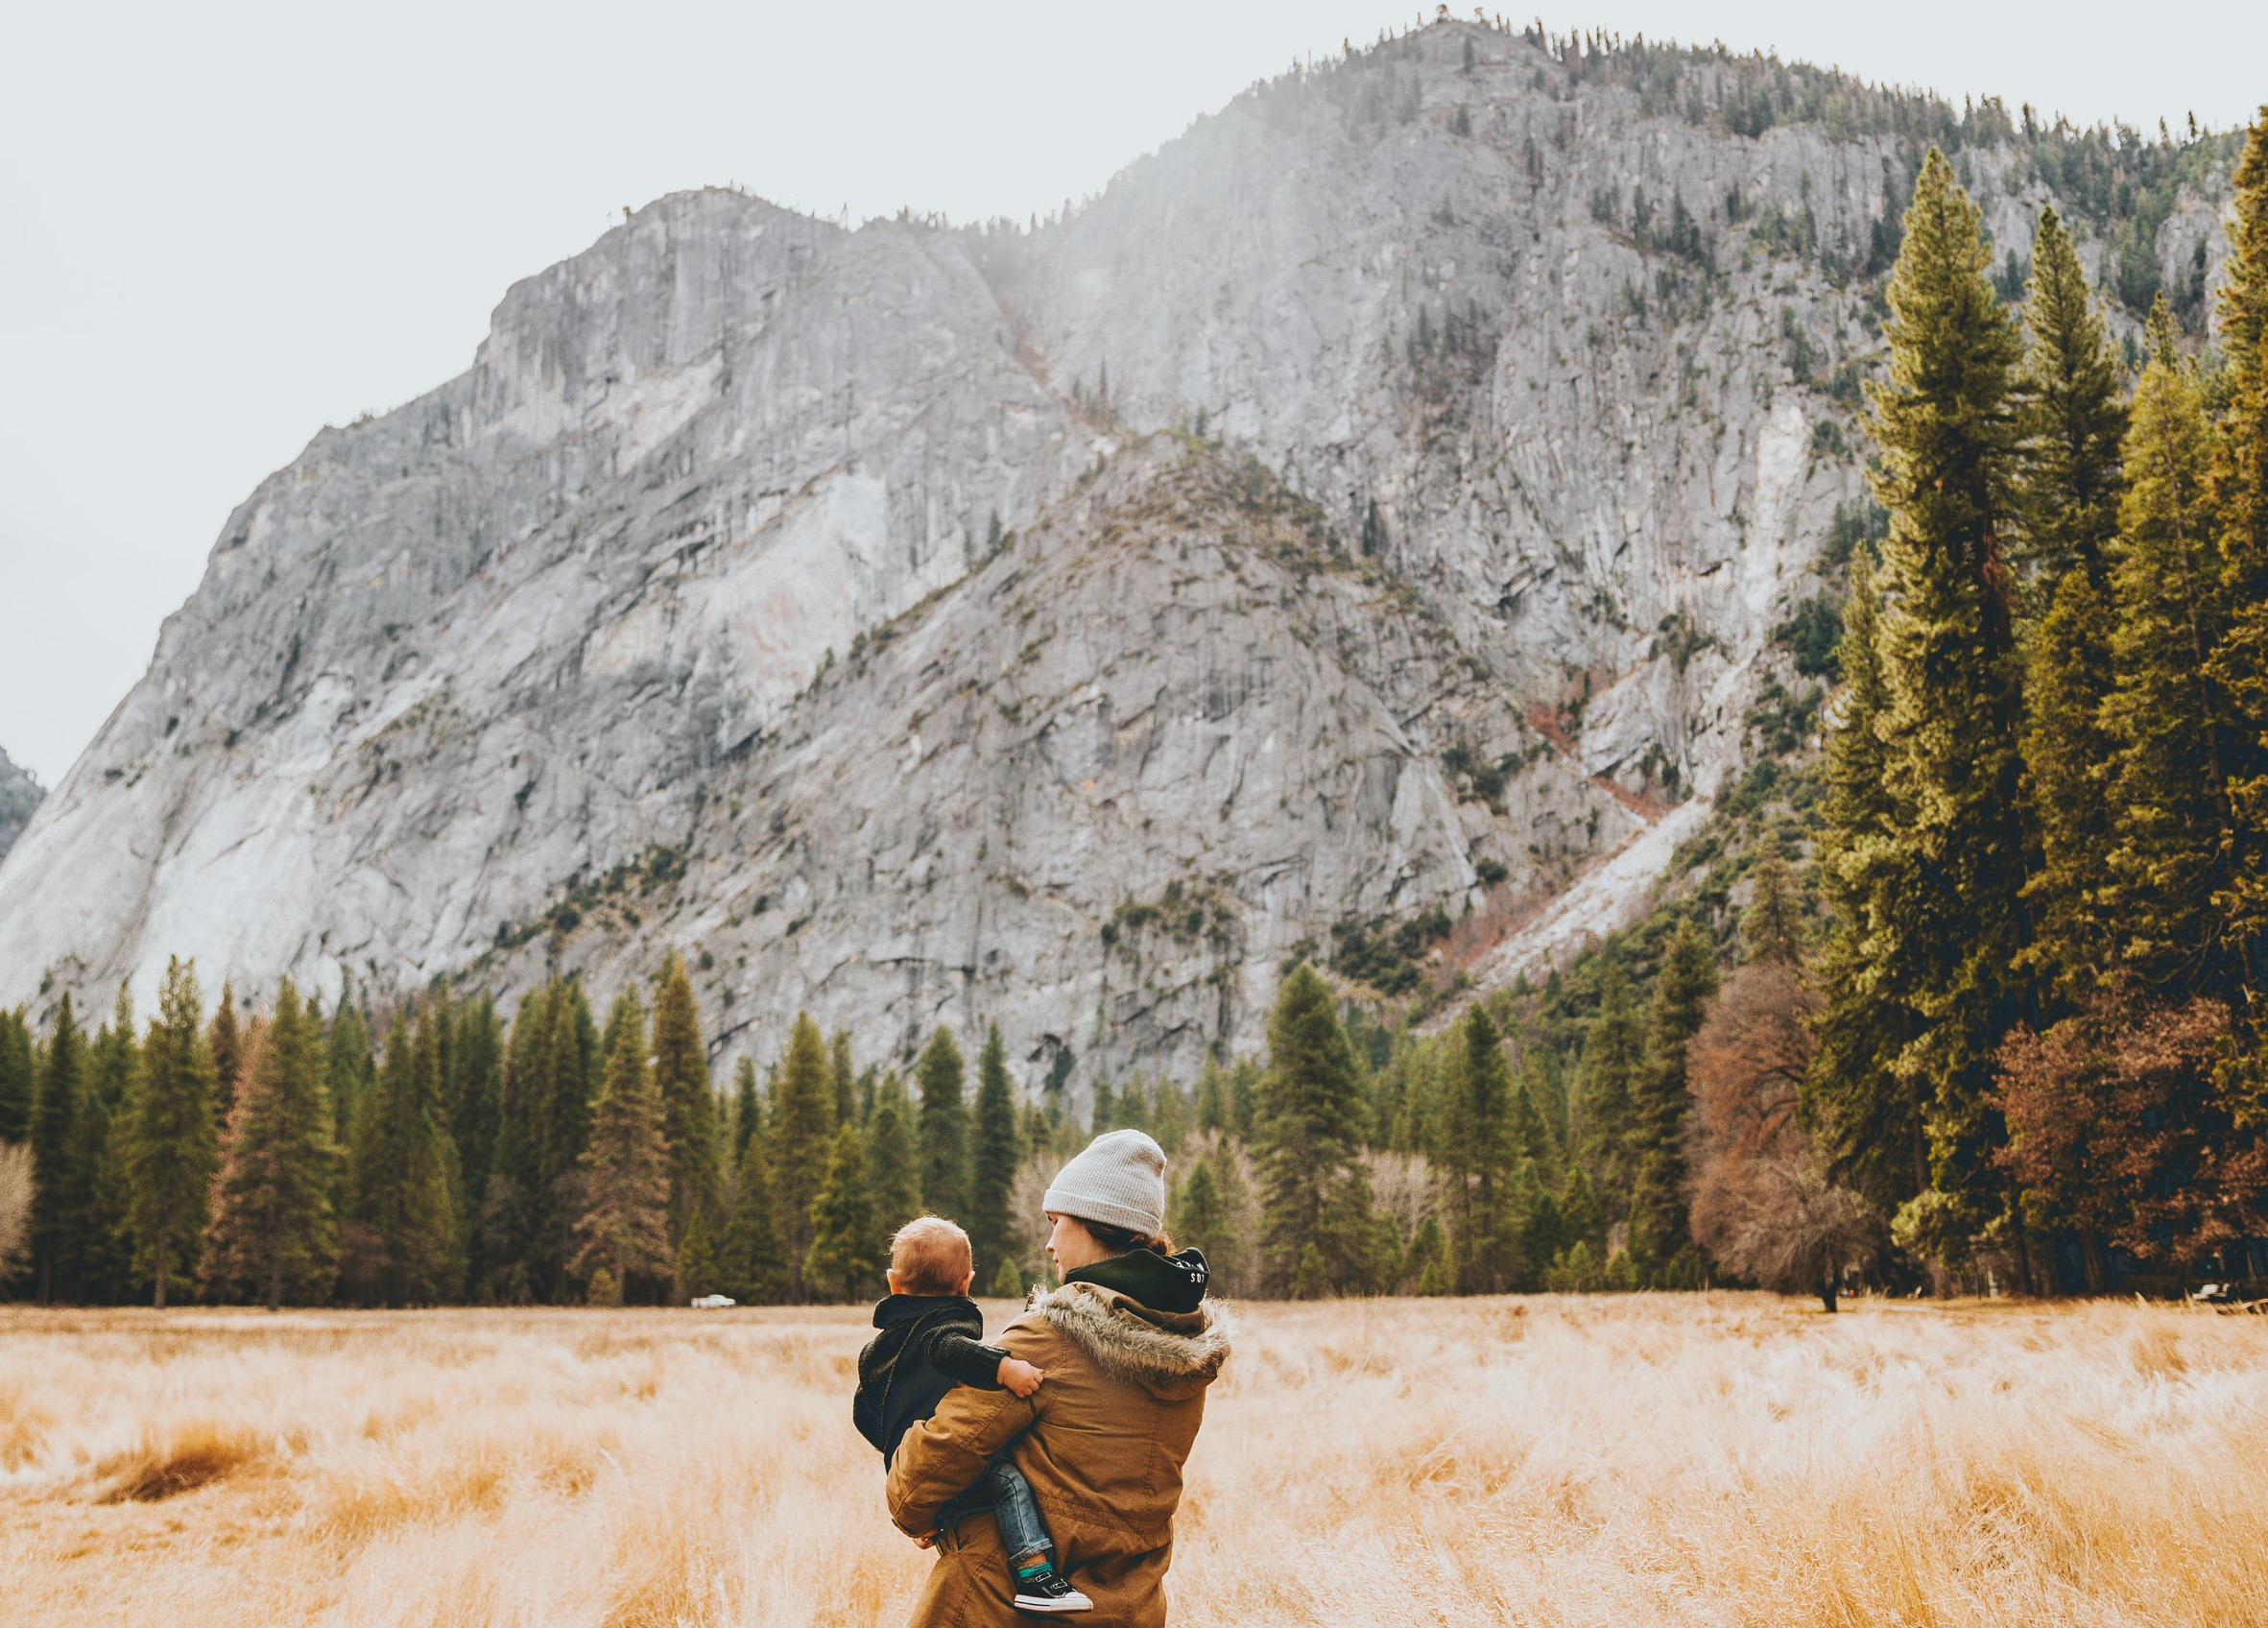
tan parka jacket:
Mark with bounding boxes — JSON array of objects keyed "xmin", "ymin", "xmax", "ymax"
[{"xmin": 885, "ymin": 1281, "xmax": 1231, "ymax": 1627}]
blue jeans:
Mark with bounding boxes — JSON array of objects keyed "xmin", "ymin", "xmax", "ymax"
[{"xmin": 981, "ymin": 1455, "xmax": 1054, "ymax": 1566}]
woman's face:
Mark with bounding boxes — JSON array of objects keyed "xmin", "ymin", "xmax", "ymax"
[{"xmin": 1044, "ymin": 1213, "xmax": 1111, "ymax": 1273}]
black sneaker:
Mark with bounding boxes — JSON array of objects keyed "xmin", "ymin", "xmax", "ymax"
[{"xmin": 1013, "ymin": 1569, "xmax": 1093, "ymax": 1614}]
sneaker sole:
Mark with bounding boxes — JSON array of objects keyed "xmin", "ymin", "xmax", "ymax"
[{"xmin": 1013, "ymin": 1596, "xmax": 1093, "ymax": 1615}]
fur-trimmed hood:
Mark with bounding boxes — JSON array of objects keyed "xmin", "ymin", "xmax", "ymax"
[{"xmin": 1032, "ymin": 1281, "xmax": 1233, "ymax": 1399}]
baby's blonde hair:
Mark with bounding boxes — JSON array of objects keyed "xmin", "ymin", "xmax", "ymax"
[{"xmin": 890, "ymin": 1214, "xmax": 973, "ymax": 1295}]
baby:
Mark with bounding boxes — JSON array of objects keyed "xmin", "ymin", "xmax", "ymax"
[{"xmin": 853, "ymin": 1215, "xmax": 1091, "ymax": 1615}]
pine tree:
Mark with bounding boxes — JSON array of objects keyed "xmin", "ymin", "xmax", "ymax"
[
  {"xmin": 2207, "ymin": 111, "xmax": 2268, "ymax": 1002},
  {"xmin": 1254, "ymin": 966, "xmax": 1375, "ymax": 1293},
  {"xmin": 830, "ymin": 1028, "xmax": 858, "ymax": 1127},
  {"xmin": 1806, "ymin": 558, "xmax": 1929, "ymax": 1208},
  {"xmin": 349, "ymin": 1002, "xmax": 461, "ymax": 1305},
  {"xmin": 126, "ymin": 958, "xmax": 218, "ymax": 1306},
  {"xmin": 28, "ymin": 995, "xmax": 84, "ymax": 1302},
  {"xmin": 730, "ymin": 1055, "xmax": 761, "ymax": 1164},
  {"xmin": 771, "ymin": 1013, "xmax": 835, "ymax": 1297},
  {"xmin": 650, "ymin": 953, "xmax": 721, "ymax": 1253},
  {"xmin": 1570, "ymin": 966, "xmax": 1646, "ymax": 1210},
  {"xmin": 916, "ymin": 1026, "xmax": 968, "ymax": 1218},
  {"xmin": 205, "ymin": 980, "xmax": 338, "ymax": 1308},
  {"xmin": 1440, "ymin": 1007, "xmax": 1516, "ymax": 1292},
  {"xmin": 2017, "ymin": 205, "xmax": 2127, "ymax": 583},
  {"xmin": 325, "ymin": 999, "xmax": 375, "ymax": 1157},
  {"xmin": 207, "ymin": 981, "xmax": 244, "ymax": 1127},
  {"xmin": 576, "ymin": 989, "xmax": 674, "ymax": 1299},
  {"xmin": 805, "ymin": 1122, "xmax": 881, "ymax": 1301},
  {"xmin": 2102, "ymin": 306, "xmax": 2238, "ymax": 1000},
  {"xmin": 676, "ymin": 1203, "xmax": 721, "ymax": 1301},
  {"xmin": 2022, "ymin": 567, "xmax": 2121, "ymax": 999},
  {"xmin": 1195, "ymin": 1060, "xmax": 1231, "ymax": 1136},
  {"xmin": 489, "ymin": 982, "xmax": 554, "ymax": 1302},
  {"xmin": 1864, "ymin": 148, "xmax": 2032, "ymax": 1258},
  {"xmin": 0, "ymin": 1007, "xmax": 36, "ymax": 1144},
  {"xmin": 61, "ymin": 985, "xmax": 138, "ymax": 1303},
  {"xmin": 448, "ymin": 992, "xmax": 503, "ymax": 1288},
  {"xmin": 967, "ymin": 1022, "xmax": 1021, "ymax": 1287},
  {"xmin": 717, "ymin": 1130, "xmax": 787, "ymax": 1304},
  {"xmin": 1742, "ymin": 856, "xmax": 1806, "ymax": 967},
  {"xmin": 1629, "ymin": 918, "xmax": 1718, "ymax": 1272},
  {"xmin": 865, "ymin": 1072, "xmax": 922, "ymax": 1245},
  {"xmin": 1167, "ymin": 1151, "xmax": 1236, "ymax": 1284}
]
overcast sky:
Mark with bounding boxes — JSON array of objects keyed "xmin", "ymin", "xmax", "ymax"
[{"xmin": 2, "ymin": 2, "xmax": 2262, "ymax": 786}]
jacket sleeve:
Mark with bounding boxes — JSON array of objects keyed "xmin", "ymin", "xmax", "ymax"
[
  {"xmin": 885, "ymin": 1320, "xmax": 1046, "ymax": 1536},
  {"xmin": 922, "ymin": 1329, "xmax": 1010, "ymax": 1389}
]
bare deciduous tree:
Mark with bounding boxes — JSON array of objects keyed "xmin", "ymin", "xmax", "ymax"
[
  {"xmin": 0, "ymin": 1141, "xmax": 32, "ymax": 1278},
  {"xmin": 1688, "ymin": 964, "xmax": 1881, "ymax": 1309}
]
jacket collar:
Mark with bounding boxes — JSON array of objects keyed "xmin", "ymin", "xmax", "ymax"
[
  {"xmin": 1063, "ymin": 1246, "xmax": 1209, "ymax": 1314},
  {"xmin": 871, "ymin": 1292, "xmax": 979, "ymax": 1329}
]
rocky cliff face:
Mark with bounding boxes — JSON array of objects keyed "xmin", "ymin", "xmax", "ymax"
[
  {"xmin": 0, "ymin": 22, "xmax": 2234, "ymax": 1087},
  {"xmin": 0, "ymin": 748, "xmax": 41, "ymax": 866}
]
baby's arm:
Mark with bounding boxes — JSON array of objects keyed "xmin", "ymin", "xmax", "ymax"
[{"xmin": 927, "ymin": 1329, "xmax": 1049, "ymax": 1399}]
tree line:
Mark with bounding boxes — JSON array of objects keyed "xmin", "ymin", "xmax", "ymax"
[{"xmin": 1796, "ymin": 118, "xmax": 2268, "ymax": 1292}]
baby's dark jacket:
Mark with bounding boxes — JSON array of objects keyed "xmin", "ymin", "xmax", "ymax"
[{"xmin": 853, "ymin": 1293, "xmax": 1011, "ymax": 1468}]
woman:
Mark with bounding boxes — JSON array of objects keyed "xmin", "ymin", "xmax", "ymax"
[{"xmin": 887, "ymin": 1128, "xmax": 1230, "ymax": 1626}]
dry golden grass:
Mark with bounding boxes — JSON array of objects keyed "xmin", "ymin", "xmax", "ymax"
[{"xmin": 3, "ymin": 1294, "xmax": 2266, "ymax": 1626}]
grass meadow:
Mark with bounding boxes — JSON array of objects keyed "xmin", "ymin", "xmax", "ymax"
[{"xmin": 2, "ymin": 1294, "xmax": 2265, "ymax": 1627}]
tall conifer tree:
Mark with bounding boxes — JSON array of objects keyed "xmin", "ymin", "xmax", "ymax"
[
  {"xmin": 1570, "ymin": 967, "xmax": 1646, "ymax": 1210},
  {"xmin": 127, "ymin": 958, "xmax": 218, "ymax": 1306},
  {"xmin": 805, "ymin": 1122, "xmax": 881, "ymax": 1302},
  {"xmin": 730, "ymin": 1055, "xmax": 761, "ymax": 1164},
  {"xmin": 207, "ymin": 982, "xmax": 244, "ymax": 1127},
  {"xmin": 2102, "ymin": 304, "xmax": 2238, "ymax": 1000},
  {"xmin": 830, "ymin": 1029, "xmax": 858, "ymax": 1128},
  {"xmin": 0, "ymin": 1007, "xmax": 36, "ymax": 1143},
  {"xmin": 1254, "ymin": 966, "xmax": 1374, "ymax": 1293},
  {"xmin": 771, "ymin": 1013, "xmax": 835, "ymax": 1298},
  {"xmin": 967, "ymin": 1023, "xmax": 1021, "ymax": 1287},
  {"xmin": 64, "ymin": 987, "xmax": 138, "ymax": 1303},
  {"xmin": 2017, "ymin": 205, "xmax": 2128, "ymax": 582},
  {"xmin": 448, "ymin": 992, "xmax": 503, "ymax": 1288},
  {"xmin": 206, "ymin": 982, "xmax": 338, "ymax": 1307},
  {"xmin": 29, "ymin": 994, "xmax": 84, "ymax": 1302},
  {"xmin": 1807, "ymin": 560, "xmax": 1929, "ymax": 1206},
  {"xmin": 1630, "ymin": 918, "xmax": 1718, "ymax": 1271},
  {"xmin": 576, "ymin": 989, "xmax": 674, "ymax": 1300},
  {"xmin": 2208, "ymin": 111, "xmax": 2268, "ymax": 998},
  {"xmin": 350, "ymin": 1003, "xmax": 461, "ymax": 1304},
  {"xmin": 865, "ymin": 1072, "xmax": 922, "ymax": 1247},
  {"xmin": 2023, "ymin": 568, "xmax": 2122, "ymax": 998},
  {"xmin": 1442, "ymin": 1007, "xmax": 1516, "ymax": 1292},
  {"xmin": 1865, "ymin": 148, "xmax": 2032, "ymax": 1258},
  {"xmin": 717, "ymin": 1127, "xmax": 786, "ymax": 1304},
  {"xmin": 650, "ymin": 953, "xmax": 721, "ymax": 1252},
  {"xmin": 916, "ymin": 1027, "xmax": 968, "ymax": 1218}
]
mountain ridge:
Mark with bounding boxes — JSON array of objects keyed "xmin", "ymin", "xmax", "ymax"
[{"xmin": 0, "ymin": 19, "xmax": 2240, "ymax": 1090}]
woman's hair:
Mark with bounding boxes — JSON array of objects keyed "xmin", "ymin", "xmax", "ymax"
[
  {"xmin": 1077, "ymin": 1216, "xmax": 1173, "ymax": 1256},
  {"xmin": 891, "ymin": 1214, "xmax": 973, "ymax": 1294}
]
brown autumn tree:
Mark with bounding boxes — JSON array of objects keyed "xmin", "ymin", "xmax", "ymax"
[
  {"xmin": 1994, "ymin": 986, "xmax": 2265, "ymax": 1283},
  {"xmin": 1687, "ymin": 963, "xmax": 1880, "ymax": 1309}
]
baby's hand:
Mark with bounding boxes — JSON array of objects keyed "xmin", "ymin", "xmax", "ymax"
[{"xmin": 997, "ymin": 1355, "xmax": 1045, "ymax": 1398}]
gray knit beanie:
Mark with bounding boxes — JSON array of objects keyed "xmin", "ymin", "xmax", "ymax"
[{"xmin": 1043, "ymin": 1128, "xmax": 1168, "ymax": 1237}]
